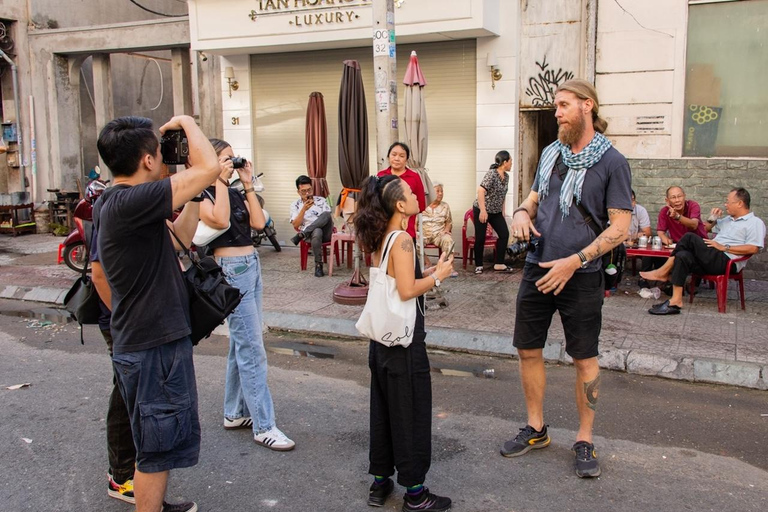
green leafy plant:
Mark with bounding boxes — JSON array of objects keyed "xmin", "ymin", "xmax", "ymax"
[{"xmin": 49, "ymin": 222, "xmax": 70, "ymax": 236}]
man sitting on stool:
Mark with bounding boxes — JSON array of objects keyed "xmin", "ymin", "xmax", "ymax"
[
  {"xmin": 290, "ymin": 175, "xmax": 333, "ymax": 277},
  {"xmin": 640, "ymin": 188, "xmax": 765, "ymax": 315}
]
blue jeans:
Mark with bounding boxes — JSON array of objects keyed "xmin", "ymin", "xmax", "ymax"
[{"xmin": 217, "ymin": 250, "xmax": 275, "ymax": 433}]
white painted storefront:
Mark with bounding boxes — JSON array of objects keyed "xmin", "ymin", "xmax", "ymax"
[
  {"xmin": 188, "ymin": 0, "xmax": 767, "ymax": 241},
  {"xmin": 188, "ymin": 0, "xmax": 513, "ymax": 241}
]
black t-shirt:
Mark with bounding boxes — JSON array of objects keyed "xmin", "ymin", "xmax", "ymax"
[
  {"xmin": 88, "ymin": 227, "xmax": 112, "ymax": 331},
  {"xmin": 204, "ymin": 187, "xmax": 252, "ymax": 250},
  {"xmin": 93, "ymin": 181, "xmax": 190, "ymax": 354},
  {"xmin": 529, "ymin": 147, "xmax": 632, "ymax": 273}
]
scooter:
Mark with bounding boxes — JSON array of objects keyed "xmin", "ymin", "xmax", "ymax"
[
  {"xmin": 230, "ymin": 172, "xmax": 281, "ymax": 252},
  {"xmin": 57, "ymin": 178, "xmax": 107, "ymax": 272}
]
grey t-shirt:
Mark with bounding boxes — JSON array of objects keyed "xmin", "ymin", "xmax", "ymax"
[{"xmin": 527, "ymin": 147, "xmax": 633, "ymax": 273}]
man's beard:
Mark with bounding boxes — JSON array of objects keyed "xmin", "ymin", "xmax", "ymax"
[{"xmin": 558, "ymin": 114, "xmax": 586, "ymax": 146}]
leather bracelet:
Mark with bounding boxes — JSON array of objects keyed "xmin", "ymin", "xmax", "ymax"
[
  {"xmin": 513, "ymin": 207, "xmax": 529, "ymax": 216},
  {"xmin": 243, "ymin": 187, "xmax": 254, "ymax": 194},
  {"xmin": 217, "ymin": 177, "xmax": 229, "ymax": 187}
]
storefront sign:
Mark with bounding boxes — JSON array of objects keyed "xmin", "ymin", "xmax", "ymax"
[{"xmin": 248, "ymin": 0, "xmax": 372, "ymax": 28}]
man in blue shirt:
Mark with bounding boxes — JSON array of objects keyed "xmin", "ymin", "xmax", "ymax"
[{"xmin": 641, "ymin": 187, "xmax": 765, "ymax": 314}]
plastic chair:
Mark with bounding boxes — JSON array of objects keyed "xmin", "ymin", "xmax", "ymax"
[
  {"xmin": 328, "ymin": 231, "xmax": 355, "ymax": 276},
  {"xmin": 298, "ymin": 227, "xmax": 339, "ymax": 271},
  {"xmin": 423, "ymin": 243, "xmax": 442, "ymax": 263},
  {"xmin": 688, "ymin": 256, "xmax": 750, "ymax": 313},
  {"xmin": 461, "ymin": 208, "xmax": 498, "ymax": 269}
]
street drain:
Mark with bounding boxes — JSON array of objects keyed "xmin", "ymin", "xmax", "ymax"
[
  {"xmin": 267, "ymin": 341, "xmax": 336, "ymax": 359},
  {"xmin": 0, "ymin": 308, "xmax": 73, "ymax": 324}
]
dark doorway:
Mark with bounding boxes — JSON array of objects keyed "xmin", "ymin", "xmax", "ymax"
[{"xmin": 518, "ymin": 109, "xmax": 558, "ymax": 203}]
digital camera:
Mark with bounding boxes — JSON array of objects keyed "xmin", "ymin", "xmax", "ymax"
[
  {"xmin": 230, "ymin": 156, "xmax": 246, "ymax": 169},
  {"xmin": 160, "ymin": 129, "xmax": 189, "ymax": 165},
  {"xmin": 507, "ymin": 235, "xmax": 542, "ymax": 256}
]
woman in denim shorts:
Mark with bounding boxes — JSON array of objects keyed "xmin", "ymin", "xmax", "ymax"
[{"xmin": 198, "ymin": 139, "xmax": 295, "ymax": 451}]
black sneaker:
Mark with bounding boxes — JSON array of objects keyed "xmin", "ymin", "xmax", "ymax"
[
  {"xmin": 162, "ymin": 501, "xmax": 198, "ymax": 512},
  {"xmin": 367, "ymin": 478, "xmax": 394, "ymax": 507},
  {"xmin": 291, "ymin": 232, "xmax": 305, "ymax": 245},
  {"xmin": 402, "ymin": 488, "xmax": 451, "ymax": 512},
  {"xmin": 500, "ymin": 424, "xmax": 550, "ymax": 457},
  {"xmin": 573, "ymin": 440, "xmax": 601, "ymax": 478},
  {"xmin": 314, "ymin": 263, "xmax": 324, "ymax": 277}
]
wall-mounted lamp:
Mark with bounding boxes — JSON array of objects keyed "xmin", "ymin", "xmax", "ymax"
[
  {"xmin": 224, "ymin": 66, "xmax": 239, "ymax": 97},
  {"xmin": 487, "ymin": 52, "xmax": 503, "ymax": 90}
]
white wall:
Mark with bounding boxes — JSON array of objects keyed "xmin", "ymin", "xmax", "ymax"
[
  {"xmin": 596, "ymin": 0, "xmax": 688, "ymax": 158},
  {"xmin": 475, "ymin": 0, "xmax": 519, "ymax": 212}
]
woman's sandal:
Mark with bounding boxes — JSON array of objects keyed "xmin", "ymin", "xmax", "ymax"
[{"xmin": 474, "ymin": 266, "xmax": 483, "ymax": 274}]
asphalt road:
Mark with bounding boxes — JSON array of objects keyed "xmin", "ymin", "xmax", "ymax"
[{"xmin": 0, "ymin": 299, "xmax": 766, "ymax": 512}]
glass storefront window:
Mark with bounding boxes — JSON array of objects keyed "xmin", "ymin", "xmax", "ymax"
[{"xmin": 684, "ymin": 0, "xmax": 768, "ymax": 157}]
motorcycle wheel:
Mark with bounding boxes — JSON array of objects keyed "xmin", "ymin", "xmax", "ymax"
[
  {"xmin": 63, "ymin": 242, "xmax": 89, "ymax": 272},
  {"xmin": 268, "ymin": 233, "xmax": 281, "ymax": 252}
]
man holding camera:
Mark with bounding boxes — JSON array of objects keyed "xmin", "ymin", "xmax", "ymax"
[
  {"xmin": 94, "ymin": 115, "xmax": 219, "ymax": 512},
  {"xmin": 290, "ymin": 175, "xmax": 333, "ymax": 277},
  {"xmin": 503, "ymin": 80, "xmax": 632, "ymax": 478}
]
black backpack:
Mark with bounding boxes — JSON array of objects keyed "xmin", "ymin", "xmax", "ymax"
[{"xmin": 555, "ymin": 158, "xmax": 625, "ymax": 290}]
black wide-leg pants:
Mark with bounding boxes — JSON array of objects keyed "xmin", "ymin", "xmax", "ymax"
[{"xmin": 368, "ymin": 338, "xmax": 432, "ymax": 487}]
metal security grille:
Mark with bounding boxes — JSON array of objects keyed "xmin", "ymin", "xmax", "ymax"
[{"xmin": 250, "ymin": 39, "xmax": 477, "ymax": 243}]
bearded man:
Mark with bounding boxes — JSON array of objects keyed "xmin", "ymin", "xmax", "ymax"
[{"xmin": 502, "ymin": 79, "xmax": 632, "ymax": 478}]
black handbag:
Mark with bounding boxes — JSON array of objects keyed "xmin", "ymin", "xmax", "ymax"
[
  {"xmin": 168, "ymin": 228, "xmax": 244, "ymax": 345},
  {"xmin": 63, "ymin": 254, "xmax": 101, "ymax": 344}
]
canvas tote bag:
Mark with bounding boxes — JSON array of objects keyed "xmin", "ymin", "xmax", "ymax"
[{"xmin": 355, "ymin": 230, "xmax": 417, "ymax": 348}]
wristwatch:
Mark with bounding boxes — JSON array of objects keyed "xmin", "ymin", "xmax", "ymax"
[
  {"xmin": 432, "ymin": 275, "xmax": 441, "ymax": 287},
  {"xmin": 675, "ymin": 213, "xmax": 681, "ymax": 220},
  {"xmin": 724, "ymin": 244, "xmax": 731, "ymax": 251}
]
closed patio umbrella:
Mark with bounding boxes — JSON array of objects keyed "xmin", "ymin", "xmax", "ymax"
[
  {"xmin": 334, "ymin": 59, "xmax": 370, "ymax": 304},
  {"xmin": 403, "ymin": 51, "xmax": 433, "ymax": 268},
  {"xmin": 305, "ymin": 92, "xmax": 330, "ymax": 197},
  {"xmin": 403, "ymin": 51, "xmax": 431, "ymax": 200}
]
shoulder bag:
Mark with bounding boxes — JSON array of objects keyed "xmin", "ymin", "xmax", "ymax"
[
  {"xmin": 168, "ymin": 228, "xmax": 244, "ymax": 345},
  {"xmin": 63, "ymin": 251, "xmax": 101, "ymax": 345},
  {"xmin": 192, "ymin": 190, "xmax": 230, "ymax": 246},
  {"xmin": 555, "ymin": 157, "xmax": 626, "ymax": 289},
  {"xmin": 355, "ymin": 230, "xmax": 419, "ymax": 348}
]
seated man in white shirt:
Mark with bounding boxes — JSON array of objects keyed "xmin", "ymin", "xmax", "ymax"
[
  {"xmin": 290, "ymin": 175, "xmax": 333, "ymax": 277},
  {"xmin": 628, "ymin": 190, "xmax": 653, "ymax": 287},
  {"xmin": 629, "ymin": 189, "xmax": 652, "ymax": 241},
  {"xmin": 641, "ymin": 187, "xmax": 765, "ymax": 315}
]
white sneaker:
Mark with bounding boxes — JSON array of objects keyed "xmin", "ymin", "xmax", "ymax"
[
  {"xmin": 224, "ymin": 416, "xmax": 253, "ymax": 430},
  {"xmin": 254, "ymin": 426, "xmax": 295, "ymax": 451}
]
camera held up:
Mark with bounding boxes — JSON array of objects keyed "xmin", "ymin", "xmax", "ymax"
[
  {"xmin": 160, "ymin": 129, "xmax": 189, "ymax": 165},
  {"xmin": 507, "ymin": 235, "xmax": 542, "ymax": 257},
  {"xmin": 230, "ymin": 156, "xmax": 246, "ymax": 169}
]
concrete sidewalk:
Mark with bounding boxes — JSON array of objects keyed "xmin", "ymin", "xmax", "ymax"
[{"xmin": 1, "ymin": 233, "xmax": 767, "ymax": 390}]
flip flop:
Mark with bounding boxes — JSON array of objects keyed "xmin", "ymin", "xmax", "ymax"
[{"xmin": 494, "ymin": 265, "xmax": 515, "ymax": 273}]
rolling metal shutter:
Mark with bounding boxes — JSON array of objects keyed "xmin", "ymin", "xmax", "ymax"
[{"xmin": 251, "ymin": 39, "xmax": 476, "ymax": 243}]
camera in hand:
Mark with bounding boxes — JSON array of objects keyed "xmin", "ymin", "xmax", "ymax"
[
  {"xmin": 507, "ymin": 235, "xmax": 542, "ymax": 256},
  {"xmin": 230, "ymin": 156, "xmax": 246, "ymax": 169},
  {"xmin": 160, "ymin": 129, "xmax": 189, "ymax": 165}
]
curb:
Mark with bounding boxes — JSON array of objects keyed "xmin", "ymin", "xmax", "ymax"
[{"xmin": 3, "ymin": 286, "xmax": 766, "ymax": 391}]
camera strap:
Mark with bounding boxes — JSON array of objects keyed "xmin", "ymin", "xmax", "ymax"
[{"xmin": 555, "ymin": 156, "xmax": 603, "ymax": 238}]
